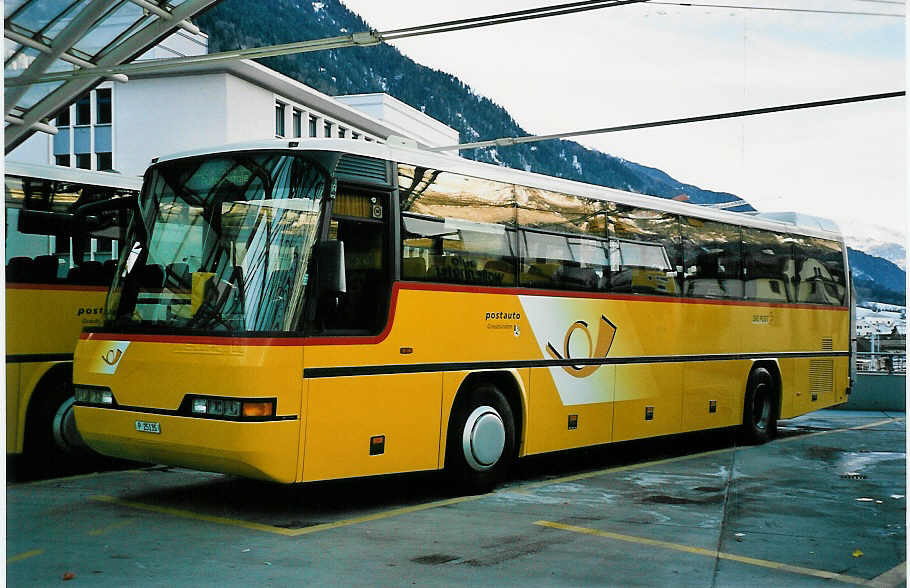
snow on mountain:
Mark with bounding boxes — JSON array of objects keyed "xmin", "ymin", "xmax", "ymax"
[{"xmin": 831, "ymin": 217, "xmax": 906, "ymax": 270}]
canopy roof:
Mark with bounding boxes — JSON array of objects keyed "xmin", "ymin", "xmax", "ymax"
[{"xmin": 4, "ymin": 0, "xmax": 219, "ymax": 153}]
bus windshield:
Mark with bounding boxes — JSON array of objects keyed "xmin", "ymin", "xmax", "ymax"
[{"xmin": 106, "ymin": 152, "xmax": 329, "ymax": 334}]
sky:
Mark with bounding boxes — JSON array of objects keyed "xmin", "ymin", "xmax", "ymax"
[{"xmin": 339, "ymin": 0, "xmax": 906, "ymax": 240}]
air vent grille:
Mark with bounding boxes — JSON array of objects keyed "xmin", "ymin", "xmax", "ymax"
[
  {"xmin": 335, "ymin": 154, "xmax": 388, "ymax": 184},
  {"xmin": 821, "ymin": 338, "xmax": 833, "ymax": 351},
  {"xmin": 809, "ymin": 359, "xmax": 834, "ymax": 397}
]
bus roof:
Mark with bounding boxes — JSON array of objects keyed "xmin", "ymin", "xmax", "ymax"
[
  {"xmin": 151, "ymin": 138, "xmax": 844, "ymax": 242},
  {"xmin": 5, "ymin": 161, "xmax": 143, "ymax": 191}
]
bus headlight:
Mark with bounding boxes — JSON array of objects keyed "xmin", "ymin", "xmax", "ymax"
[
  {"xmin": 186, "ymin": 396, "xmax": 265, "ymax": 419},
  {"xmin": 74, "ymin": 385, "xmax": 113, "ymax": 405}
]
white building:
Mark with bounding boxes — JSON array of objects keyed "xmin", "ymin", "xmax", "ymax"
[{"xmin": 7, "ymin": 31, "xmax": 458, "ymax": 178}]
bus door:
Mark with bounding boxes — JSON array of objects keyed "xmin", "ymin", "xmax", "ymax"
[{"xmin": 302, "ymin": 187, "xmax": 443, "ymax": 481}]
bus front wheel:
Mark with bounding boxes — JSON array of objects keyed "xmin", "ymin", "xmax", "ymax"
[
  {"xmin": 741, "ymin": 367, "xmax": 778, "ymax": 444},
  {"xmin": 25, "ymin": 371, "xmax": 87, "ymax": 474},
  {"xmin": 445, "ymin": 383, "xmax": 515, "ymax": 494}
]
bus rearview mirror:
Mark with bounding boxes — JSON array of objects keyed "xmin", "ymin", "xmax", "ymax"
[{"xmin": 316, "ymin": 240, "xmax": 346, "ymax": 296}]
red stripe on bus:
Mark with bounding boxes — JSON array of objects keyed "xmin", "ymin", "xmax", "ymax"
[
  {"xmin": 80, "ymin": 285, "xmax": 403, "ymax": 346},
  {"xmin": 78, "ymin": 280, "xmax": 846, "ymax": 346},
  {"xmin": 6, "ymin": 283, "xmax": 109, "ymax": 292}
]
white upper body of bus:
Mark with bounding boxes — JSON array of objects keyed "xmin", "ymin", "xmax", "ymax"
[{"xmin": 147, "ymin": 137, "xmax": 844, "ymax": 245}]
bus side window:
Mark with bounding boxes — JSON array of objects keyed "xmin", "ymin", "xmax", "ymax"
[
  {"xmin": 608, "ymin": 205, "xmax": 681, "ymax": 296},
  {"xmin": 401, "ymin": 213, "xmax": 517, "ymax": 287},
  {"xmin": 518, "ymin": 230, "xmax": 607, "ymax": 291},
  {"xmin": 793, "ymin": 236, "xmax": 845, "ymax": 305},
  {"xmin": 681, "ymin": 217, "xmax": 743, "ymax": 300},
  {"xmin": 743, "ymin": 228, "xmax": 795, "ymax": 303}
]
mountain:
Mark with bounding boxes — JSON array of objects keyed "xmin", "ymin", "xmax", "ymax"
[
  {"xmin": 848, "ymin": 248, "xmax": 906, "ymax": 306},
  {"xmin": 194, "ymin": 0, "xmax": 904, "ymax": 303},
  {"xmin": 195, "ymin": 0, "xmax": 752, "ymax": 210}
]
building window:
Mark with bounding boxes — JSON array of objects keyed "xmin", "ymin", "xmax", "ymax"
[
  {"xmin": 275, "ymin": 101, "xmax": 286, "ymax": 137},
  {"xmin": 96, "ymin": 152, "xmax": 113, "ymax": 171},
  {"xmin": 75, "ymin": 95, "xmax": 91, "ymax": 125},
  {"xmin": 96, "ymin": 88, "xmax": 112, "ymax": 124},
  {"xmin": 292, "ymin": 109, "xmax": 302, "ymax": 138},
  {"xmin": 56, "ymin": 108, "xmax": 70, "ymax": 127},
  {"xmin": 55, "ymin": 154, "xmax": 70, "ymax": 167},
  {"xmin": 76, "ymin": 154, "xmax": 91, "ymax": 169},
  {"xmin": 338, "ymin": 127, "xmax": 346, "ymax": 138},
  {"xmin": 309, "ymin": 116, "xmax": 318, "ymax": 137},
  {"xmin": 352, "ymin": 132, "xmax": 360, "ymax": 140},
  {"xmin": 324, "ymin": 121, "xmax": 332, "ymax": 138}
]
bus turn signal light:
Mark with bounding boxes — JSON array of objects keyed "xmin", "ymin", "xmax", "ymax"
[{"xmin": 242, "ymin": 401, "xmax": 274, "ymax": 417}]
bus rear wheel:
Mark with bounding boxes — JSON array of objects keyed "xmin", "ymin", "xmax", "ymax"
[
  {"xmin": 741, "ymin": 367, "xmax": 778, "ymax": 444},
  {"xmin": 445, "ymin": 383, "xmax": 515, "ymax": 494}
]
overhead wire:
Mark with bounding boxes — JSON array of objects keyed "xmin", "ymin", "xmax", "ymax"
[
  {"xmin": 648, "ymin": 2, "xmax": 903, "ymax": 17},
  {"xmin": 5, "ymin": 0, "xmax": 651, "ymax": 87},
  {"xmin": 381, "ymin": 0, "xmax": 651, "ymax": 40},
  {"xmin": 428, "ymin": 91, "xmax": 906, "ymax": 152}
]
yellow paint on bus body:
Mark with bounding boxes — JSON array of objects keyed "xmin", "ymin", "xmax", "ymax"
[
  {"xmin": 74, "ymin": 285, "xmax": 849, "ymax": 483},
  {"xmin": 6, "ymin": 285, "xmax": 106, "ymax": 454}
]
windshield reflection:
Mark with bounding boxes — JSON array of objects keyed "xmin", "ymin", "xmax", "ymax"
[{"xmin": 107, "ymin": 152, "xmax": 328, "ymax": 333}]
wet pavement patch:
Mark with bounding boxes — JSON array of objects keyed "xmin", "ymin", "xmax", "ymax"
[{"xmin": 411, "ymin": 554, "xmax": 460, "ymax": 565}]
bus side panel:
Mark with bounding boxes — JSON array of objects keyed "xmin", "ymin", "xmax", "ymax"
[
  {"xmin": 678, "ymin": 302, "xmax": 746, "ymax": 433},
  {"xmin": 6, "ymin": 285, "xmax": 106, "ymax": 455},
  {"xmin": 302, "ymin": 373, "xmax": 443, "ymax": 482},
  {"xmin": 777, "ymin": 357, "xmax": 802, "ymax": 419},
  {"xmin": 6, "ymin": 286, "xmax": 106, "ymax": 354},
  {"xmin": 681, "ymin": 361, "xmax": 749, "ymax": 432},
  {"xmin": 525, "ymin": 367, "xmax": 614, "ymax": 455},
  {"xmin": 613, "ymin": 364, "xmax": 683, "ymax": 442},
  {"xmin": 6, "ymin": 364, "xmax": 21, "ymax": 454}
]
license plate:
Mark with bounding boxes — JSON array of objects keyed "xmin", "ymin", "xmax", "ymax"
[{"xmin": 135, "ymin": 420, "xmax": 161, "ymax": 434}]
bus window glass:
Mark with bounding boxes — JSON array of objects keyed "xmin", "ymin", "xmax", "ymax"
[
  {"xmin": 5, "ymin": 174, "xmax": 130, "ymax": 285},
  {"xmin": 681, "ymin": 217, "xmax": 743, "ymax": 299},
  {"xmin": 398, "ymin": 165, "xmax": 516, "ymax": 226},
  {"xmin": 108, "ymin": 153, "xmax": 327, "ymax": 333},
  {"xmin": 793, "ymin": 235, "xmax": 846, "ymax": 305},
  {"xmin": 608, "ymin": 204, "xmax": 680, "ymax": 295},
  {"xmin": 515, "ymin": 185, "xmax": 607, "ymax": 235},
  {"xmin": 519, "ymin": 230, "xmax": 608, "ymax": 291},
  {"xmin": 742, "ymin": 228, "xmax": 796, "ymax": 302},
  {"xmin": 402, "ymin": 213, "xmax": 517, "ymax": 286}
]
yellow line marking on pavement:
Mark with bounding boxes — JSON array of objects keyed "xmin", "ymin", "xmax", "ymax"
[
  {"xmin": 80, "ymin": 418, "xmax": 903, "ymax": 537},
  {"xmin": 7, "ymin": 549, "xmax": 44, "ymax": 564},
  {"xmin": 868, "ymin": 561, "xmax": 906, "ymax": 588},
  {"xmin": 535, "ymin": 521, "xmax": 871, "ymax": 586},
  {"xmin": 776, "ymin": 417, "xmax": 903, "ymax": 444},
  {"xmin": 88, "ymin": 519, "xmax": 135, "ymax": 537},
  {"xmin": 91, "ymin": 493, "xmax": 484, "ymax": 537},
  {"xmin": 510, "ymin": 417, "xmax": 903, "ymax": 494}
]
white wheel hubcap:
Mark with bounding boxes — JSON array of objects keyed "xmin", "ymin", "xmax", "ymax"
[{"xmin": 462, "ymin": 405, "xmax": 505, "ymax": 472}]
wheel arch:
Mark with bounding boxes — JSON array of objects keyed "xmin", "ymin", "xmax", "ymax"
[
  {"xmin": 749, "ymin": 359, "xmax": 782, "ymax": 419},
  {"xmin": 447, "ymin": 369, "xmax": 526, "ymax": 462},
  {"xmin": 23, "ymin": 361, "xmax": 73, "ymax": 450}
]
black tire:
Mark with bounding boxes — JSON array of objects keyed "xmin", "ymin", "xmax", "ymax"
[
  {"xmin": 445, "ymin": 383, "xmax": 516, "ymax": 494},
  {"xmin": 740, "ymin": 367, "xmax": 778, "ymax": 444},
  {"xmin": 24, "ymin": 369, "xmax": 87, "ymax": 476}
]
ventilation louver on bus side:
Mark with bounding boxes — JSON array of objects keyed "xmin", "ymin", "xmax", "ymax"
[
  {"xmin": 335, "ymin": 154, "xmax": 389, "ymax": 186},
  {"xmin": 809, "ymin": 359, "xmax": 834, "ymax": 402}
]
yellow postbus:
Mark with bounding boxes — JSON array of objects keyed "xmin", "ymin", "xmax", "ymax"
[
  {"xmin": 6, "ymin": 162, "xmax": 138, "ymax": 472},
  {"xmin": 72, "ymin": 140, "xmax": 852, "ymax": 492}
]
